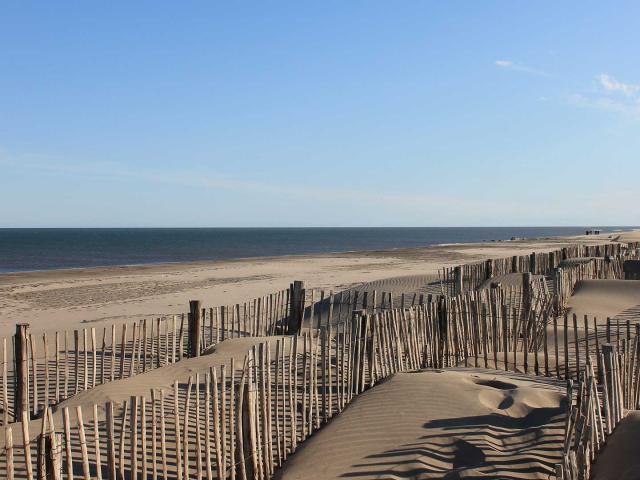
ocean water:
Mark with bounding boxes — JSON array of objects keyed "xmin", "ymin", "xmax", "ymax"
[{"xmin": 0, "ymin": 227, "xmax": 632, "ymax": 273}]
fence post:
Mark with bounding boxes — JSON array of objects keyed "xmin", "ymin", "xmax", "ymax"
[
  {"xmin": 453, "ymin": 267, "xmax": 463, "ymax": 295},
  {"xmin": 522, "ymin": 272, "xmax": 533, "ymax": 316},
  {"xmin": 529, "ymin": 252, "xmax": 537, "ymax": 274},
  {"xmin": 37, "ymin": 431, "xmax": 60, "ymax": 479},
  {"xmin": 352, "ymin": 309, "xmax": 366, "ymax": 393},
  {"xmin": 288, "ymin": 281, "xmax": 305, "ymax": 334},
  {"xmin": 106, "ymin": 401, "xmax": 117, "ymax": 480},
  {"xmin": 438, "ymin": 298, "xmax": 448, "ymax": 368},
  {"xmin": 623, "ymin": 260, "xmax": 640, "ymax": 280},
  {"xmin": 15, "ymin": 323, "xmax": 30, "ymax": 421},
  {"xmin": 602, "ymin": 343, "xmax": 617, "ymax": 423},
  {"xmin": 189, "ymin": 300, "xmax": 202, "ymax": 357},
  {"xmin": 553, "ymin": 268, "xmax": 563, "ymax": 313},
  {"xmin": 485, "ymin": 259, "xmax": 493, "ymax": 280},
  {"xmin": 51, "ymin": 432, "xmax": 62, "ymax": 480}
]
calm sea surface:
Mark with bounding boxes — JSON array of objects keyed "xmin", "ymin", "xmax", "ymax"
[{"xmin": 0, "ymin": 227, "xmax": 633, "ymax": 273}]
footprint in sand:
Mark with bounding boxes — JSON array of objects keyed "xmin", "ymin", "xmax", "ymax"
[
  {"xmin": 472, "ymin": 378, "xmax": 518, "ymax": 390},
  {"xmin": 473, "ymin": 377, "xmax": 518, "ymax": 411}
]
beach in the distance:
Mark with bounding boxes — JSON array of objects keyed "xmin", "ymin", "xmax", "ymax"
[
  {"xmin": 2, "ymin": 228, "xmax": 640, "ymax": 480},
  {"xmin": 1, "ymin": 229, "xmax": 636, "ymax": 337}
]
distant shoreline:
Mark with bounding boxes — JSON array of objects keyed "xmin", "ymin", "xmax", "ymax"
[
  {"xmin": 1, "ymin": 227, "xmax": 633, "ymax": 280},
  {"xmin": 2, "ymin": 229, "xmax": 639, "ymax": 337}
]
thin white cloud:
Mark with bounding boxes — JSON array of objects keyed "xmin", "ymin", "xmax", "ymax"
[
  {"xmin": 494, "ymin": 59, "xmax": 549, "ymax": 77},
  {"xmin": 570, "ymin": 74, "xmax": 640, "ymax": 117},
  {"xmin": 2, "ymin": 152, "xmax": 638, "ymax": 226},
  {"xmin": 0, "ymin": 153, "xmax": 536, "ymax": 223},
  {"xmin": 598, "ymin": 74, "xmax": 640, "ymax": 97}
]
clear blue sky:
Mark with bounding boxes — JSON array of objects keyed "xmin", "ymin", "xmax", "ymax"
[{"xmin": 1, "ymin": 2, "xmax": 639, "ymax": 227}]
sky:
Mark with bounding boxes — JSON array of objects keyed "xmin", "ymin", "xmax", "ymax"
[{"xmin": 1, "ymin": 1, "xmax": 639, "ymax": 227}]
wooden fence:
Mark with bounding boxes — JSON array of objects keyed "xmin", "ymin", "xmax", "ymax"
[
  {"xmin": 5, "ymin": 285, "xmax": 640, "ymax": 479},
  {"xmin": 0, "ymin": 280, "xmax": 454, "ymax": 428},
  {"xmin": 0, "ymin": 286, "xmax": 295, "ymax": 427},
  {"xmin": 440, "ymin": 288, "xmax": 640, "ymax": 384},
  {"xmin": 440, "ymin": 241, "xmax": 637, "ymax": 296},
  {"xmin": 553, "ymin": 256, "xmax": 628, "ymax": 312},
  {"xmin": 557, "ymin": 341, "xmax": 638, "ymax": 479},
  {"xmin": 0, "ymin": 300, "xmax": 443, "ymax": 480},
  {"xmin": 0, "ymin": 317, "xmax": 189, "ymax": 427}
]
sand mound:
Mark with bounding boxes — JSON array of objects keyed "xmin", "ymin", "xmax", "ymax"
[
  {"xmin": 478, "ymin": 272, "xmax": 545, "ymax": 290},
  {"xmin": 307, "ymin": 275, "xmax": 443, "ymax": 325},
  {"xmin": 614, "ymin": 231, "xmax": 640, "ymax": 244},
  {"xmin": 1, "ymin": 336, "xmax": 287, "ymax": 447},
  {"xmin": 348, "ymin": 274, "xmax": 442, "ymax": 298},
  {"xmin": 54, "ymin": 336, "xmax": 283, "ymax": 414},
  {"xmin": 275, "ymin": 369, "xmax": 566, "ymax": 480},
  {"xmin": 591, "ymin": 410, "xmax": 640, "ymax": 480},
  {"xmin": 567, "ymin": 280, "xmax": 640, "ymax": 320}
]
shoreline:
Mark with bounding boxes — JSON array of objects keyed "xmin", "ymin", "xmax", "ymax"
[
  {"xmin": 0, "ymin": 229, "xmax": 630, "ymax": 281},
  {"xmin": 1, "ymin": 226, "xmax": 635, "ymax": 277},
  {"xmin": 0, "ymin": 230, "xmax": 638, "ymax": 337}
]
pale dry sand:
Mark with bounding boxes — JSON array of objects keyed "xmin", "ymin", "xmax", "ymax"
[
  {"xmin": 56, "ymin": 336, "xmax": 281, "ymax": 415},
  {"xmin": 275, "ymin": 369, "xmax": 566, "ymax": 480},
  {"xmin": 0, "ymin": 232, "xmax": 629, "ymax": 338},
  {"xmin": 591, "ymin": 410, "xmax": 640, "ymax": 480},
  {"xmin": 2, "ymin": 336, "xmax": 282, "ymax": 447},
  {"xmin": 2, "ymin": 230, "xmax": 639, "ymax": 478},
  {"xmin": 567, "ymin": 279, "xmax": 640, "ymax": 321}
]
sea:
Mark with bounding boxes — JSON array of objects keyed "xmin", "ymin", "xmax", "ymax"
[{"xmin": 0, "ymin": 227, "xmax": 634, "ymax": 274}]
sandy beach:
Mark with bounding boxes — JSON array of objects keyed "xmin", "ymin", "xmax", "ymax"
[
  {"xmin": 0, "ymin": 229, "xmax": 639, "ymax": 480},
  {"xmin": 1, "ymin": 231, "xmax": 636, "ymax": 338}
]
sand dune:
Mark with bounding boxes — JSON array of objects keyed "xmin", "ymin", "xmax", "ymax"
[
  {"xmin": 305, "ymin": 274, "xmax": 444, "ymax": 323},
  {"xmin": 567, "ymin": 279, "xmax": 640, "ymax": 320},
  {"xmin": 348, "ymin": 274, "xmax": 442, "ymax": 297},
  {"xmin": 591, "ymin": 410, "xmax": 640, "ymax": 480},
  {"xmin": 479, "ymin": 272, "xmax": 546, "ymax": 290},
  {"xmin": 55, "ymin": 336, "xmax": 278, "ymax": 415},
  {"xmin": 275, "ymin": 369, "xmax": 566, "ymax": 480},
  {"xmin": 612, "ymin": 231, "xmax": 640, "ymax": 244},
  {"xmin": 0, "ymin": 336, "xmax": 284, "ymax": 448}
]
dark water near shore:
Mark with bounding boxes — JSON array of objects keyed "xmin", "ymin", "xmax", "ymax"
[{"xmin": 0, "ymin": 227, "xmax": 633, "ymax": 273}]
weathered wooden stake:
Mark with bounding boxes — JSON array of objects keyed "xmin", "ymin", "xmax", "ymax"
[
  {"xmin": 485, "ymin": 259, "xmax": 494, "ymax": 280},
  {"xmin": 522, "ymin": 272, "xmax": 533, "ymax": 317},
  {"xmin": 15, "ymin": 323, "xmax": 30, "ymax": 421},
  {"xmin": 529, "ymin": 252, "xmax": 537, "ymax": 274},
  {"xmin": 553, "ymin": 268, "xmax": 563, "ymax": 313},
  {"xmin": 189, "ymin": 300, "xmax": 202, "ymax": 357},
  {"xmin": 454, "ymin": 266, "xmax": 463, "ymax": 295},
  {"xmin": 288, "ymin": 281, "xmax": 306, "ymax": 334}
]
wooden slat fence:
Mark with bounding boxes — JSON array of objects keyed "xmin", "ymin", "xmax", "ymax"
[
  {"xmin": 5, "ymin": 292, "xmax": 640, "ymax": 479},
  {"xmin": 0, "ymin": 316, "xmax": 189, "ymax": 426},
  {"xmin": 440, "ymin": 241, "xmax": 638, "ymax": 296},
  {"xmin": 0, "ymin": 287, "xmax": 295, "ymax": 427},
  {"xmin": 556, "ymin": 341, "xmax": 637, "ymax": 479},
  {"xmin": 553, "ymin": 257, "xmax": 627, "ymax": 312}
]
